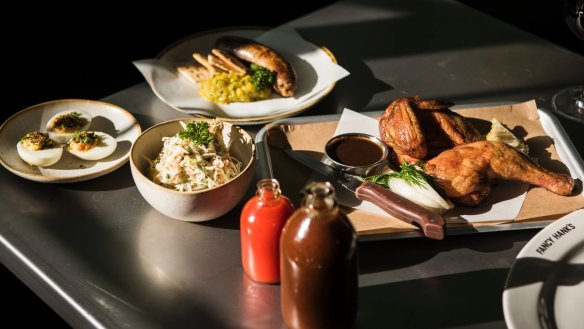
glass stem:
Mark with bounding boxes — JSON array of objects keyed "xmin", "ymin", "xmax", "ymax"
[{"xmin": 577, "ymin": 91, "xmax": 584, "ymax": 111}]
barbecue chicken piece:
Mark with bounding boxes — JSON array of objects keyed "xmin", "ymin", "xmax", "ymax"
[
  {"xmin": 379, "ymin": 96, "xmax": 482, "ymax": 164},
  {"xmin": 424, "ymin": 141, "xmax": 575, "ymax": 206}
]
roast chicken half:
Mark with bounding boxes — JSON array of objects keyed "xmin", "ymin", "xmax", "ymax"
[
  {"xmin": 379, "ymin": 96, "xmax": 575, "ymax": 206},
  {"xmin": 424, "ymin": 141, "xmax": 575, "ymax": 206}
]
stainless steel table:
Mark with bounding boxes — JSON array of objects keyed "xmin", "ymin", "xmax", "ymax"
[{"xmin": 2, "ymin": 1, "xmax": 584, "ymax": 328}]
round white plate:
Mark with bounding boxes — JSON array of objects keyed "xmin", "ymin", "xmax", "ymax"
[
  {"xmin": 503, "ymin": 209, "xmax": 584, "ymax": 329},
  {"xmin": 151, "ymin": 27, "xmax": 341, "ymax": 125},
  {"xmin": 0, "ymin": 99, "xmax": 142, "ymax": 183}
]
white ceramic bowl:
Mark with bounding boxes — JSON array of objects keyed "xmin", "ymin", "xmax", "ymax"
[{"xmin": 130, "ymin": 118, "xmax": 256, "ymax": 221}]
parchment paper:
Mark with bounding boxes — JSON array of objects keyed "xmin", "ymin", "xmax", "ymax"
[
  {"xmin": 133, "ymin": 26, "xmax": 350, "ymax": 118},
  {"xmin": 330, "ymin": 109, "xmax": 529, "ymax": 224},
  {"xmin": 266, "ymin": 100, "xmax": 584, "ymax": 236}
]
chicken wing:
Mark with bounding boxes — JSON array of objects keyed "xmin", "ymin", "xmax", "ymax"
[
  {"xmin": 379, "ymin": 97, "xmax": 427, "ymax": 161},
  {"xmin": 379, "ymin": 96, "xmax": 481, "ymax": 164},
  {"xmin": 425, "ymin": 141, "xmax": 575, "ymax": 206}
]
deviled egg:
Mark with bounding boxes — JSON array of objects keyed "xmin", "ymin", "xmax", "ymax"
[
  {"xmin": 17, "ymin": 131, "xmax": 63, "ymax": 167},
  {"xmin": 46, "ymin": 110, "xmax": 91, "ymax": 143},
  {"xmin": 66, "ymin": 131, "xmax": 117, "ymax": 160}
]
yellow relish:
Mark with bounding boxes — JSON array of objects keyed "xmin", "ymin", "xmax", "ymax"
[{"xmin": 199, "ymin": 72, "xmax": 271, "ymax": 104}]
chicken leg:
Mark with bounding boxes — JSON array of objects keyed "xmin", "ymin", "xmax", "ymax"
[{"xmin": 425, "ymin": 141, "xmax": 575, "ymax": 206}]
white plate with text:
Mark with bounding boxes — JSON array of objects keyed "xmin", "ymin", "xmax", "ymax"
[{"xmin": 503, "ymin": 209, "xmax": 584, "ymax": 329}]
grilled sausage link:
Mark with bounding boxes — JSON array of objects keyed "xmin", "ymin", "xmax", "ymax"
[{"xmin": 215, "ymin": 35, "xmax": 297, "ymax": 97}]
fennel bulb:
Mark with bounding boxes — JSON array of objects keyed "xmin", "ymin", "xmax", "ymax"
[{"xmin": 365, "ymin": 162, "xmax": 454, "ymax": 214}]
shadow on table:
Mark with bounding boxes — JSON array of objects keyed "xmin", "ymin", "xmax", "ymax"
[
  {"xmin": 357, "ymin": 268, "xmax": 508, "ymax": 328},
  {"xmin": 358, "ymin": 229, "xmax": 535, "ymax": 273},
  {"xmin": 295, "ymin": 0, "xmax": 584, "ymax": 117},
  {"xmin": 354, "ymin": 229, "xmax": 535, "ymax": 327}
]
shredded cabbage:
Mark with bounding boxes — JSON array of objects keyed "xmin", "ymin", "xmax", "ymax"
[{"xmin": 148, "ymin": 120, "xmax": 241, "ymax": 192}]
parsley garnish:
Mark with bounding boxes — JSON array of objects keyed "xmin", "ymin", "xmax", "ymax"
[
  {"xmin": 178, "ymin": 121, "xmax": 213, "ymax": 146},
  {"xmin": 250, "ymin": 64, "xmax": 275, "ymax": 90}
]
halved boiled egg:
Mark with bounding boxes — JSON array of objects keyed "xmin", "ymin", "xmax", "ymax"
[
  {"xmin": 46, "ymin": 110, "xmax": 92, "ymax": 144},
  {"xmin": 16, "ymin": 131, "xmax": 63, "ymax": 167},
  {"xmin": 66, "ymin": 131, "xmax": 117, "ymax": 160}
]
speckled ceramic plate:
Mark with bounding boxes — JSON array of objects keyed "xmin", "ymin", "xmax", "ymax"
[
  {"xmin": 503, "ymin": 209, "xmax": 584, "ymax": 329},
  {"xmin": 0, "ymin": 99, "xmax": 142, "ymax": 183},
  {"xmin": 149, "ymin": 27, "xmax": 343, "ymax": 125}
]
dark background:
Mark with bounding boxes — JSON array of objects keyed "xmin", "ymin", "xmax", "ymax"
[
  {"xmin": 2, "ymin": 1, "xmax": 583, "ymax": 327},
  {"xmin": 2, "ymin": 0, "xmax": 583, "ymax": 124}
]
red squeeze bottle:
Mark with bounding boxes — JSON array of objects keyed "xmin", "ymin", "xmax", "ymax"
[{"xmin": 240, "ymin": 178, "xmax": 294, "ymax": 283}]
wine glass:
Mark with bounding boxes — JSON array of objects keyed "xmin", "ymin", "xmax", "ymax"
[{"xmin": 551, "ymin": 0, "xmax": 584, "ymax": 123}]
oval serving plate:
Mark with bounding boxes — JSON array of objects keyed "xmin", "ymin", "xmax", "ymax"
[
  {"xmin": 150, "ymin": 26, "xmax": 344, "ymax": 125},
  {"xmin": 0, "ymin": 99, "xmax": 142, "ymax": 183},
  {"xmin": 503, "ymin": 209, "xmax": 584, "ymax": 329}
]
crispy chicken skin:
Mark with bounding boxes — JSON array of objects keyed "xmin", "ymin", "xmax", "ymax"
[
  {"xmin": 425, "ymin": 141, "xmax": 575, "ymax": 206},
  {"xmin": 379, "ymin": 97, "xmax": 426, "ymax": 160},
  {"xmin": 379, "ymin": 96, "xmax": 482, "ymax": 164},
  {"xmin": 419, "ymin": 109, "xmax": 483, "ymax": 156}
]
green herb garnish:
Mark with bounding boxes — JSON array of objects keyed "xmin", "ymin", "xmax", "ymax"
[
  {"xmin": 53, "ymin": 112, "xmax": 84, "ymax": 132},
  {"xmin": 69, "ymin": 131, "xmax": 98, "ymax": 145},
  {"xmin": 178, "ymin": 121, "xmax": 213, "ymax": 146},
  {"xmin": 250, "ymin": 63, "xmax": 275, "ymax": 90},
  {"xmin": 365, "ymin": 161, "xmax": 443, "ymax": 192},
  {"xmin": 21, "ymin": 131, "xmax": 54, "ymax": 150}
]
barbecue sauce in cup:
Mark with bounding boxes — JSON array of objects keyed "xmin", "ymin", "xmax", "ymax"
[
  {"xmin": 325, "ymin": 133, "xmax": 389, "ymax": 176},
  {"xmin": 280, "ymin": 182, "xmax": 358, "ymax": 329},
  {"xmin": 328, "ymin": 135, "xmax": 385, "ymax": 166}
]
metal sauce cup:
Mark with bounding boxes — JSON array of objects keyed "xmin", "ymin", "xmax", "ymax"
[{"xmin": 324, "ymin": 133, "xmax": 389, "ymax": 176}]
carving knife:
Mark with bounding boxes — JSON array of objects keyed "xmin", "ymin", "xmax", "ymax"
[{"xmin": 285, "ymin": 149, "xmax": 445, "ymax": 240}]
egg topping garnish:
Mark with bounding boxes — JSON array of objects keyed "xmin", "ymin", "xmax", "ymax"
[
  {"xmin": 17, "ymin": 131, "xmax": 63, "ymax": 167},
  {"xmin": 66, "ymin": 131, "xmax": 117, "ymax": 161},
  {"xmin": 46, "ymin": 110, "xmax": 91, "ymax": 143}
]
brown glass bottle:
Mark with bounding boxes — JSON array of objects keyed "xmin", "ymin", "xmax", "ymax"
[{"xmin": 280, "ymin": 182, "xmax": 358, "ymax": 329}]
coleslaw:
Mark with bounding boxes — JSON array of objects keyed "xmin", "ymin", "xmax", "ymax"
[{"xmin": 148, "ymin": 120, "xmax": 242, "ymax": 191}]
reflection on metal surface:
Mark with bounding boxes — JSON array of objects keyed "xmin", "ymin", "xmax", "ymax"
[
  {"xmin": 238, "ymin": 274, "xmax": 283, "ymax": 329},
  {"xmin": 136, "ymin": 207, "xmax": 283, "ymax": 327},
  {"xmin": 137, "ymin": 209, "xmax": 217, "ymax": 288}
]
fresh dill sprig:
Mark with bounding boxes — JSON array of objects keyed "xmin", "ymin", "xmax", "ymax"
[
  {"xmin": 178, "ymin": 121, "xmax": 213, "ymax": 146},
  {"xmin": 365, "ymin": 161, "xmax": 444, "ymax": 194}
]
